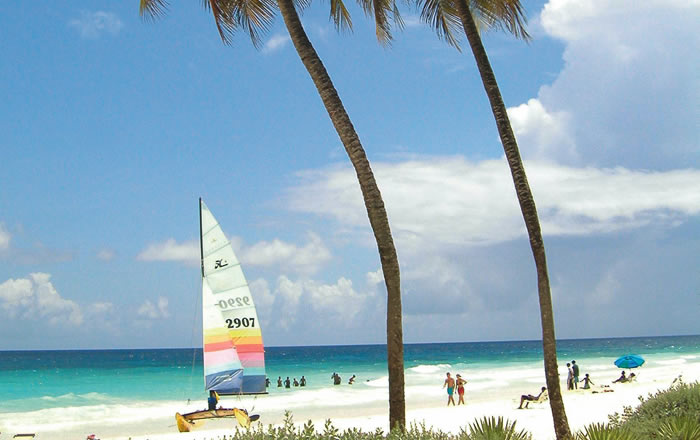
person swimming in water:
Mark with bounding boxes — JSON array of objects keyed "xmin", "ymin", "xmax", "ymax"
[{"xmin": 443, "ymin": 372, "xmax": 456, "ymax": 406}]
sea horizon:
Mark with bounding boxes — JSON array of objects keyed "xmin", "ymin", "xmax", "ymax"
[{"xmin": 3, "ymin": 333, "xmax": 699, "ymax": 352}]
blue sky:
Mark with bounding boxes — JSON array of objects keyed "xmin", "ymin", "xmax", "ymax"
[{"xmin": 1, "ymin": 0, "xmax": 698, "ymax": 350}]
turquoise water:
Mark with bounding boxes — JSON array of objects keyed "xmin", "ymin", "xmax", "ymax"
[{"xmin": 2, "ymin": 335, "xmax": 699, "ymax": 416}]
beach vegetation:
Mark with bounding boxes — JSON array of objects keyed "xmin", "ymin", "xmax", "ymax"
[
  {"xmin": 606, "ymin": 378, "xmax": 700, "ymax": 438},
  {"xmin": 460, "ymin": 416, "xmax": 532, "ymax": 440},
  {"xmin": 139, "ymin": 0, "xmax": 407, "ymax": 429},
  {"xmin": 415, "ymin": 0, "xmax": 571, "ymax": 438}
]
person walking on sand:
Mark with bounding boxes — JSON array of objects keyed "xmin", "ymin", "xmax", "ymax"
[
  {"xmin": 572, "ymin": 360, "xmax": 580, "ymax": 389},
  {"xmin": 581, "ymin": 373, "xmax": 594, "ymax": 389},
  {"xmin": 566, "ymin": 363, "xmax": 574, "ymax": 390},
  {"xmin": 443, "ymin": 372, "xmax": 456, "ymax": 406},
  {"xmin": 456, "ymin": 374, "xmax": 467, "ymax": 405}
]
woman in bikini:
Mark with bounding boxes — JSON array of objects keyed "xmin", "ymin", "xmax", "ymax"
[{"xmin": 456, "ymin": 374, "xmax": 468, "ymax": 405}]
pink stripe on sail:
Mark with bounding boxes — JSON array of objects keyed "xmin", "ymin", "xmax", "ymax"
[
  {"xmin": 238, "ymin": 351, "xmax": 264, "ymax": 366},
  {"xmin": 205, "ymin": 348, "xmax": 241, "ymax": 367}
]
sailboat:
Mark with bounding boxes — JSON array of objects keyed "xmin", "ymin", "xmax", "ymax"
[{"xmin": 175, "ymin": 199, "xmax": 266, "ymax": 432}]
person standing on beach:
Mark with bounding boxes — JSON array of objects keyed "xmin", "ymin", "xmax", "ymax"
[
  {"xmin": 277, "ymin": 377, "xmax": 282, "ymax": 387},
  {"xmin": 572, "ymin": 360, "xmax": 580, "ymax": 389},
  {"xmin": 456, "ymin": 374, "xmax": 467, "ymax": 405},
  {"xmin": 207, "ymin": 390, "xmax": 219, "ymax": 410},
  {"xmin": 443, "ymin": 372, "xmax": 456, "ymax": 406},
  {"xmin": 566, "ymin": 363, "xmax": 574, "ymax": 390}
]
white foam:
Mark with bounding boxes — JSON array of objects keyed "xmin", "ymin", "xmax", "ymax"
[{"xmin": 408, "ymin": 364, "xmax": 451, "ymax": 374}]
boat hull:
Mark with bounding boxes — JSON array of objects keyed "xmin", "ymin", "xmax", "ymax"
[{"xmin": 175, "ymin": 408, "xmax": 259, "ymax": 432}]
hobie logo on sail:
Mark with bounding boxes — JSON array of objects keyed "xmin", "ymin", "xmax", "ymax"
[{"xmin": 214, "ymin": 259, "xmax": 228, "ymax": 269}]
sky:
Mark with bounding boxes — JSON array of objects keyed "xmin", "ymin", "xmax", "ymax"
[{"xmin": 0, "ymin": 0, "xmax": 698, "ymax": 350}]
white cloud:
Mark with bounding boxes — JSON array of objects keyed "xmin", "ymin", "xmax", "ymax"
[
  {"xmin": 97, "ymin": 249, "xmax": 115, "ymax": 261},
  {"xmin": 69, "ymin": 11, "xmax": 124, "ymax": 39},
  {"xmin": 259, "ymin": 275, "xmax": 375, "ymax": 331},
  {"xmin": 242, "ymin": 232, "xmax": 331, "ymax": 274},
  {"xmin": 89, "ymin": 302, "xmax": 114, "ymax": 314},
  {"xmin": 508, "ymin": 98, "xmax": 577, "ymax": 162},
  {"xmin": 287, "ymin": 158, "xmax": 700, "ymax": 252},
  {"xmin": 0, "ymin": 223, "xmax": 10, "ymax": 251},
  {"xmin": 137, "ymin": 296, "xmax": 169, "ymax": 319},
  {"xmin": 0, "ymin": 273, "xmax": 83, "ymax": 325},
  {"xmin": 138, "ymin": 234, "xmax": 332, "ymax": 274},
  {"xmin": 262, "ymin": 34, "xmax": 290, "ymax": 54},
  {"xmin": 136, "ymin": 239, "xmax": 199, "ymax": 265},
  {"xmin": 515, "ymin": 0, "xmax": 700, "ymax": 169}
]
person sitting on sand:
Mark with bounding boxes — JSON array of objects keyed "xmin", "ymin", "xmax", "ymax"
[
  {"xmin": 625, "ymin": 372, "xmax": 637, "ymax": 383},
  {"xmin": 612, "ymin": 371, "xmax": 627, "ymax": 383},
  {"xmin": 518, "ymin": 387, "xmax": 547, "ymax": 409},
  {"xmin": 581, "ymin": 373, "xmax": 594, "ymax": 389},
  {"xmin": 207, "ymin": 390, "xmax": 219, "ymax": 410}
]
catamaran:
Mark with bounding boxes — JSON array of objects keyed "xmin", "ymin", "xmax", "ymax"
[{"xmin": 175, "ymin": 199, "xmax": 266, "ymax": 432}]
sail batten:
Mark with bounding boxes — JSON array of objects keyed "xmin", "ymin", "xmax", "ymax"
[{"xmin": 200, "ymin": 199, "xmax": 267, "ymax": 395}]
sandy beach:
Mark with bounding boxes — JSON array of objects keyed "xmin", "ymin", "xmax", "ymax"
[{"xmin": 5, "ymin": 354, "xmax": 696, "ymax": 440}]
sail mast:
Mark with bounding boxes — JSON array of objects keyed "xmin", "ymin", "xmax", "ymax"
[{"xmin": 199, "ymin": 198, "xmax": 205, "ymax": 279}]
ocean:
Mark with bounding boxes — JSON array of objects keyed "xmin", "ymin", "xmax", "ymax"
[{"xmin": 1, "ymin": 335, "xmax": 699, "ymax": 435}]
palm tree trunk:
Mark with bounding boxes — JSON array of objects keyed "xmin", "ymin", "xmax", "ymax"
[
  {"xmin": 276, "ymin": 0, "xmax": 406, "ymax": 429},
  {"xmin": 453, "ymin": 1, "xmax": 572, "ymax": 439}
]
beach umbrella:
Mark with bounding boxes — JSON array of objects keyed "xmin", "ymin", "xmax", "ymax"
[{"xmin": 614, "ymin": 354, "xmax": 645, "ymax": 369}]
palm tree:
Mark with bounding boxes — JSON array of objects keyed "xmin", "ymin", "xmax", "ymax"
[
  {"xmin": 419, "ymin": 1, "xmax": 572, "ymax": 438},
  {"xmin": 140, "ymin": 0, "xmax": 407, "ymax": 429}
]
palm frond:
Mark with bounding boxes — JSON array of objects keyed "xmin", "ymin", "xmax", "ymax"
[
  {"xmin": 468, "ymin": 0, "xmax": 530, "ymax": 41},
  {"xmin": 139, "ymin": 0, "xmax": 169, "ymax": 20},
  {"xmin": 203, "ymin": 0, "xmax": 277, "ymax": 48},
  {"xmin": 420, "ymin": 0, "xmax": 463, "ymax": 50},
  {"xmin": 329, "ymin": 0, "xmax": 353, "ymax": 33},
  {"xmin": 355, "ymin": 0, "xmax": 403, "ymax": 44}
]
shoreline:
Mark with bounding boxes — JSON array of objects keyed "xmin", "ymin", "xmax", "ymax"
[{"xmin": 3, "ymin": 359, "xmax": 698, "ymax": 440}]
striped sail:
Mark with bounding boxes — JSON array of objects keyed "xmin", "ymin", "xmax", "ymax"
[{"xmin": 200, "ymin": 199, "xmax": 266, "ymax": 395}]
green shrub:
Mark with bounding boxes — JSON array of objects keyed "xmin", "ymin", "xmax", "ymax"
[
  {"xmin": 460, "ymin": 416, "xmax": 532, "ymax": 440},
  {"xmin": 603, "ymin": 377, "xmax": 700, "ymax": 439},
  {"xmin": 574, "ymin": 423, "xmax": 634, "ymax": 440},
  {"xmin": 657, "ymin": 415, "xmax": 700, "ymax": 440}
]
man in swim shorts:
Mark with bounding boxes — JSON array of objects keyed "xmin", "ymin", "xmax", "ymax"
[{"xmin": 442, "ymin": 372, "xmax": 456, "ymax": 406}]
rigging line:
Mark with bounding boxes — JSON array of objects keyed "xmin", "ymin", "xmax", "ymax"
[{"xmin": 187, "ymin": 279, "xmax": 201, "ymax": 403}]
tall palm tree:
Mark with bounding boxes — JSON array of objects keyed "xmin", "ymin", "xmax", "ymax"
[
  {"xmin": 140, "ymin": 0, "xmax": 407, "ymax": 429},
  {"xmin": 420, "ymin": 1, "xmax": 572, "ymax": 438}
]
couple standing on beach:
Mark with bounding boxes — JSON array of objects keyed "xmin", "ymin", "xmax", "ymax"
[{"xmin": 443, "ymin": 372, "xmax": 467, "ymax": 406}]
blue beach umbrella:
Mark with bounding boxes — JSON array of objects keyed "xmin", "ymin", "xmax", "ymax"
[{"xmin": 614, "ymin": 354, "xmax": 645, "ymax": 369}]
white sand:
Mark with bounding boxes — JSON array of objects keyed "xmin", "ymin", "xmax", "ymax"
[
  {"xmin": 108, "ymin": 360, "xmax": 698, "ymax": 440},
  {"xmin": 3, "ymin": 359, "xmax": 698, "ymax": 440}
]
